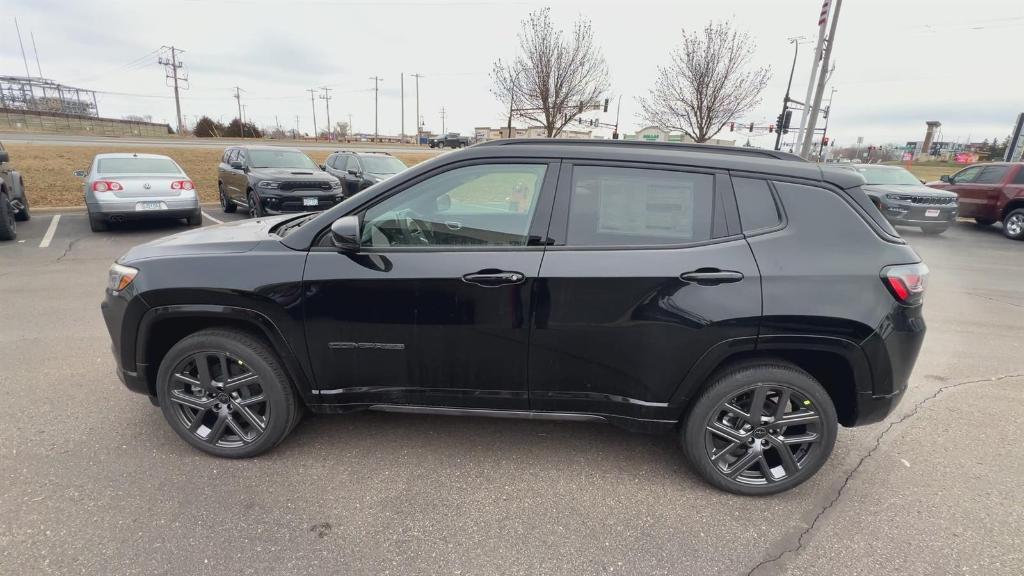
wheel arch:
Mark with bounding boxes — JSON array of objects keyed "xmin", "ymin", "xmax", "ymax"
[
  {"xmin": 1000, "ymin": 198, "xmax": 1024, "ymax": 220},
  {"xmin": 672, "ymin": 335, "xmax": 871, "ymax": 427},
  {"xmin": 136, "ymin": 305, "xmax": 314, "ymax": 403}
]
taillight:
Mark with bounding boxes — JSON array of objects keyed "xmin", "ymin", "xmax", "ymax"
[
  {"xmin": 170, "ymin": 180, "xmax": 194, "ymax": 190},
  {"xmin": 882, "ymin": 263, "xmax": 928, "ymax": 305},
  {"xmin": 92, "ymin": 180, "xmax": 123, "ymax": 192}
]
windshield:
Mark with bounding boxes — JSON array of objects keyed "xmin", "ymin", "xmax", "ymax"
[
  {"xmin": 854, "ymin": 166, "xmax": 921, "ymax": 186},
  {"xmin": 360, "ymin": 156, "xmax": 407, "ymax": 174},
  {"xmin": 97, "ymin": 158, "xmax": 181, "ymax": 174},
  {"xmin": 248, "ymin": 150, "xmax": 318, "ymax": 169}
]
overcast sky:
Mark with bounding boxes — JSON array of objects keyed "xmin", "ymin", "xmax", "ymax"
[{"xmin": 2, "ymin": 0, "xmax": 1021, "ymax": 148}]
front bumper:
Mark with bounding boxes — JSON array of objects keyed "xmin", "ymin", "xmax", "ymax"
[
  {"xmin": 881, "ymin": 202, "xmax": 958, "ymax": 225},
  {"xmin": 255, "ymin": 190, "xmax": 345, "ymax": 214},
  {"xmin": 101, "ymin": 287, "xmax": 151, "ymax": 395}
]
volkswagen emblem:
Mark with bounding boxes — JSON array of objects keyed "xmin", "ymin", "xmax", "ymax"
[{"xmin": 143, "ymin": 182, "xmax": 152, "ymax": 190}]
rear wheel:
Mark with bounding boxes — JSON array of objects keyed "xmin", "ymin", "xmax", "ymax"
[
  {"xmin": 974, "ymin": 217, "xmax": 995, "ymax": 226},
  {"xmin": 14, "ymin": 187, "xmax": 30, "ymax": 222},
  {"xmin": 0, "ymin": 192, "xmax": 16, "ymax": 241},
  {"xmin": 1003, "ymin": 208, "xmax": 1024, "ymax": 240},
  {"xmin": 155, "ymin": 329, "xmax": 301, "ymax": 458},
  {"xmin": 681, "ymin": 360, "xmax": 838, "ymax": 495},
  {"xmin": 920, "ymin": 224, "xmax": 948, "ymax": 235},
  {"xmin": 186, "ymin": 210, "xmax": 202, "ymax": 226},
  {"xmin": 219, "ymin": 183, "xmax": 236, "ymax": 213},
  {"xmin": 88, "ymin": 211, "xmax": 108, "ymax": 232}
]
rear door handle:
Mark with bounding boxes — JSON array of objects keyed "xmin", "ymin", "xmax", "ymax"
[
  {"xmin": 462, "ymin": 270, "xmax": 526, "ymax": 287},
  {"xmin": 680, "ymin": 269, "xmax": 744, "ymax": 286}
]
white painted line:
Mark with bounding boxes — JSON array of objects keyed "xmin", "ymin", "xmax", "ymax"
[
  {"xmin": 202, "ymin": 211, "xmax": 223, "ymax": 224},
  {"xmin": 39, "ymin": 214, "xmax": 61, "ymax": 248}
]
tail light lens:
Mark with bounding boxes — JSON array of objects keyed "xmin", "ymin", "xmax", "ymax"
[
  {"xmin": 170, "ymin": 180, "xmax": 194, "ymax": 190},
  {"xmin": 92, "ymin": 180, "xmax": 123, "ymax": 192},
  {"xmin": 882, "ymin": 263, "xmax": 928, "ymax": 305}
]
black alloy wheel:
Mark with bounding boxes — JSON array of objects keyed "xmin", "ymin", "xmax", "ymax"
[
  {"xmin": 156, "ymin": 329, "xmax": 301, "ymax": 458},
  {"xmin": 682, "ymin": 361, "xmax": 837, "ymax": 495},
  {"xmin": 247, "ymin": 191, "xmax": 263, "ymax": 218},
  {"xmin": 219, "ymin": 183, "xmax": 236, "ymax": 213},
  {"xmin": 0, "ymin": 192, "xmax": 15, "ymax": 240},
  {"xmin": 14, "ymin": 187, "xmax": 30, "ymax": 222}
]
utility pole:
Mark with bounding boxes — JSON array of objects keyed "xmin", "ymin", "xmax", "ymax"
[
  {"xmin": 440, "ymin": 106, "xmax": 447, "ymax": 135},
  {"xmin": 411, "ymin": 73, "xmax": 423, "ymax": 143},
  {"xmin": 400, "ymin": 73, "xmax": 405, "ymax": 142},
  {"xmin": 369, "ymin": 76, "xmax": 382, "ymax": 141},
  {"xmin": 795, "ymin": 0, "xmax": 831, "ymax": 151},
  {"xmin": 817, "ymin": 87, "xmax": 838, "ymax": 161},
  {"xmin": 306, "ymin": 88, "xmax": 319, "ymax": 141},
  {"xmin": 800, "ymin": 0, "xmax": 843, "ymax": 158},
  {"xmin": 613, "ymin": 95, "xmax": 622, "ymax": 139},
  {"xmin": 775, "ymin": 37, "xmax": 804, "ymax": 151},
  {"xmin": 14, "ymin": 18, "xmax": 30, "ymax": 78},
  {"xmin": 160, "ymin": 46, "xmax": 187, "ymax": 136},
  {"xmin": 320, "ymin": 87, "xmax": 333, "ymax": 141},
  {"xmin": 242, "ymin": 104, "xmax": 248, "ymax": 137},
  {"xmin": 232, "ymin": 85, "xmax": 245, "ymax": 138},
  {"xmin": 295, "ymin": 115, "xmax": 300, "ymax": 139}
]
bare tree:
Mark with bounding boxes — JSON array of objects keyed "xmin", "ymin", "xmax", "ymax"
[
  {"xmin": 492, "ymin": 8, "xmax": 609, "ymax": 138},
  {"xmin": 335, "ymin": 121, "xmax": 350, "ymax": 138},
  {"xmin": 639, "ymin": 21, "xmax": 770, "ymax": 143}
]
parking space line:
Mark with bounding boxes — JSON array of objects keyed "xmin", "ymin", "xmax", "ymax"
[
  {"xmin": 39, "ymin": 215, "xmax": 61, "ymax": 248},
  {"xmin": 202, "ymin": 211, "xmax": 223, "ymax": 224}
]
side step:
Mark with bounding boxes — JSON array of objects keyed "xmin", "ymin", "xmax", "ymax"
[{"xmin": 367, "ymin": 404, "xmax": 607, "ymax": 423}]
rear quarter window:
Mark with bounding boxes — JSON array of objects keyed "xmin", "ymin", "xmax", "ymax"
[
  {"xmin": 1014, "ymin": 167, "xmax": 1024, "ymax": 185},
  {"xmin": 733, "ymin": 177, "xmax": 781, "ymax": 233}
]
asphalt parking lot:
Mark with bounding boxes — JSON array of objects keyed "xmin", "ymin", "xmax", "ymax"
[{"xmin": 1, "ymin": 211, "xmax": 1021, "ymax": 575}]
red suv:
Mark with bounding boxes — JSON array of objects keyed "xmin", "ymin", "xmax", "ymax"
[{"xmin": 929, "ymin": 162, "xmax": 1024, "ymax": 240}]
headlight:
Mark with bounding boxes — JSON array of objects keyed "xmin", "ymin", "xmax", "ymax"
[
  {"xmin": 108, "ymin": 263, "xmax": 138, "ymax": 293},
  {"xmin": 257, "ymin": 181, "xmax": 281, "ymax": 189},
  {"xmin": 330, "ymin": 180, "xmax": 343, "ymax": 189},
  {"xmin": 885, "ymin": 194, "xmax": 911, "ymax": 201}
]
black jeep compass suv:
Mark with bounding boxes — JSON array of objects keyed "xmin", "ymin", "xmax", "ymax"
[
  {"xmin": 102, "ymin": 140, "xmax": 926, "ymax": 495},
  {"xmin": 217, "ymin": 145, "xmax": 343, "ymax": 217}
]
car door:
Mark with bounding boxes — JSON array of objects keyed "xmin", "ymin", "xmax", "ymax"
[
  {"xmin": 302, "ymin": 159, "xmax": 559, "ymax": 410},
  {"xmin": 946, "ymin": 165, "xmax": 987, "ymax": 218},
  {"xmin": 970, "ymin": 165, "xmax": 1010, "ymax": 216},
  {"xmin": 528, "ymin": 162, "xmax": 760, "ymax": 421}
]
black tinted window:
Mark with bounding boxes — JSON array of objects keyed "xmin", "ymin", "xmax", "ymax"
[
  {"xmin": 976, "ymin": 166, "xmax": 1008, "ymax": 184},
  {"xmin": 346, "ymin": 156, "xmax": 360, "ymax": 172},
  {"xmin": 1014, "ymin": 168, "xmax": 1024, "ymax": 185},
  {"xmin": 733, "ymin": 178, "xmax": 781, "ymax": 232},
  {"xmin": 952, "ymin": 166, "xmax": 982, "ymax": 183},
  {"xmin": 566, "ymin": 166, "xmax": 714, "ymax": 246}
]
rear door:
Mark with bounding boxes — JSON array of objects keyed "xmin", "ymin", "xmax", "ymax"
[{"xmin": 529, "ymin": 162, "xmax": 760, "ymax": 420}]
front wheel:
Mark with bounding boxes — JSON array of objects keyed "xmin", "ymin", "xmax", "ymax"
[
  {"xmin": 1003, "ymin": 208, "xmax": 1024, "ymax": 240},
  {"xmin": 155, "ymin": 329, "xmax": 302, "ymax": 458},
  {"xmin": 0, "ymin": 192, "xmax": 16, "ymax": 241},
  {"xmin": 219, "ymin": 183, "xmax": 236, "ymax": 213},
  {"xmin": 681, "ymin": 360, "xmax": 838, "ymax": 495},
  {"xmin": 247, "ymin": 191, "xmax": 263, "ymax": 218},
  {"xmin": 920, "ymin": 224, "xmax": 948, "ymax": 235}
]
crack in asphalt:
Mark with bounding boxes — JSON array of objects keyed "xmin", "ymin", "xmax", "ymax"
[
  {"xmin": 746, "ymin": 371, "xmax": 1024, "ymax": 576},
  {"xmin": 963, "ymin": 291, "xmax": 1024, "ymax": 309}
]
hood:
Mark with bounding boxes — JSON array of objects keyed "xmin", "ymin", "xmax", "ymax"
[
  {"xmin": 364, "ymin": 171, "xmax": 398, "ymax": 181},
  {"xmin": 248, "ymin": 167, "xmax": 337, "ymax": 181},
  {"xmin": 861, "ymin": 183, "xmax": 957, "ymax": 198},
  {"xmin": 118, "ymin": 215, "xmax": 292, "ymax": 263}
]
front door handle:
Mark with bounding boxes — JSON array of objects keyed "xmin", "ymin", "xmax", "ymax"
[
  {"xmin": 680, "ymin": 269, "xmax": 744, "ymax": 286},
  {"xmin": 462, "ymin": 270, "xmax": 526, "ymax": 287}
]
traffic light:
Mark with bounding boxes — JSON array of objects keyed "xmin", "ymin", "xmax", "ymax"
[
  {"xmin": 729, "ymin": 123, "xmax": 735, "ymax": 132},
  {"xmin": 749, "ymin": 123, "xmax": 754, "ymax": 133},
  {"xmin": 822, "ymin": 136, "xmax": 830, "ymax": 146},
  {"xmin": 781, "ymin": 110, "xmax": 792, "ymax": 134},
  {"xmin": 603, "ymin": 98, "xmax": 609, "ymax": 113},
  {"xmin": 769, "ymin": 124, "xmax": 775, "ymax": 133}
]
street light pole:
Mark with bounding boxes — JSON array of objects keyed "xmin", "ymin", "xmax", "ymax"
[{"xmin": 775, "ymin": 37, "xmax": 803, "ymax": 151}]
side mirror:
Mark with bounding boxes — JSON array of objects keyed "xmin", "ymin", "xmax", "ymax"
[
  {"xmin": 0, "ymin": 151, "xmax": 8, "ymax": 164},
  {"xmin": 347, "ymin": 169, "xmax": 360, "ymax": 177},
  {"xmin": 230, "ymin": 160, "xmax": 244, "ymax": 170},
  {"xmin": 940, "ymin": 175, "xmax": 952, "ymax": 183},
  {"xmin": 73, "ymin": 169, "xmax": 87, "ymax": 178},
  {"xmin": 330, "ymin": 215, "xmax": 361, "ymax": 253},
  {"xmin": 319, "ymin": 164, "xmax": 327, "ymax": 170}
]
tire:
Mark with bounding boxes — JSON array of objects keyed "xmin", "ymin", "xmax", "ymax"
[
  {"xmin": 974, "ymin": 217, "xmax": 995, "ymax": 226},
  {"xmin": 88, "ymin": 211, "xmax": 108, "ymax": 232},
  {"xmin": 219, "ymin": 183, "xmax": 236, "ymax": 213},
  {"xmin": 681, "ymin": 360, "xmax": 838, "ymax": 496},
  {"xmin": 14, "ymin": 186, "xmax": 30, "ymax": 222},
  {"xmin": 1003, "ymin": 208, "xmax": 1024, "ymax": 241},
  {"xmin": 247, "ymin": 191, "xmax": 263, "ymax": 218},
  {"xmin": 0, "ymin": 192, "xmax": 16, "ymax": 241},
  {"xmin": 186, "ymin": 210, "xmax": 202, "ymax": 226},
  {"xmin": 920, "ymin": 224, "xmax": 948, "ymax": 235},
  {"xmin": 155, "ymin": 329, "xmax": 301, "ymax": 458}
]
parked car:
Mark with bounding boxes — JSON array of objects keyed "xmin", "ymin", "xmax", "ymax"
[
  {"xmin": 0, "ymin": 140, "xmax": 30, "ymax": 241},
  {"xmin": 928, "ymin": 162, "xmax": 1024, "ymax": 240},
  {"xmin": 102, "ymin": 139, "xmax": 927, "ymax": 495},
  {"xmin": 842, "ymin": 164, "xmax": 958, "ymax": 234},
  {"xmin": 429, "ymin": 133, "xmax": 471, "ymax": 148},
  {"xmin": 77, "ymin": 153, "xmax": 200, "ymax": 232},
  {"xmin": 322, "ymin": 150, "xmax": 408, "ymax": 197},
  {"xmin": 217, "ymin": 146, "xmax": 343, "ymax": 218}
]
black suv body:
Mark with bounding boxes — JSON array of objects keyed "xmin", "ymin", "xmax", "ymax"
[
  {"xmin": 322, "ymin": 150, "xmax": 408, "ymax": 198},
  {"xmin": 103, "ymin": 140, "xmax": 926, "ymax": 494},
  {"xmin": 217, "ymin": 146, "xmax": 343, "ymax": 217},
  {"xmin": 0, "ymin": 141, "xmax": 31, "ymax": 241}
]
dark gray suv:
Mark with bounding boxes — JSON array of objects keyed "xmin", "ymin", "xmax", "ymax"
[{"xmin": 217, "ymin": 146, "xmax": 343, "ymax": 217}]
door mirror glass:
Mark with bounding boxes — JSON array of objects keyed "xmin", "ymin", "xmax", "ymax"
[
  {"xmin": 331, "ymin": 215, "xmax": 361, "ymax": 253},
  {"xmin": 230, "ymin": 160, "xmax": 244, "ymax": 170},
  {"xmin": 940, "ymin": 174, "xmax": 952, "ymax": 183},
  {"xmin": 73, "ymin": 169, "xmax": 87, "ymax": 178}
]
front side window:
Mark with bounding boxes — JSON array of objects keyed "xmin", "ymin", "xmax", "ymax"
[
  {"xmin": 976, "ymin": 166, "xmax": 1008, "ymax": 184},
  {"xmin": 345, "ymin": 156, "xmax": 360, "ymax": 173},
  {"xmin": 96, "ymin": 157, "xmax": 182, "ymax": 174},
  {"xmin": 565, "ymin": 166, "xmax": 714, "ymax": 246},
  {"xmin": 361, "ymin": 163, "xmax": 547, "ymax": 248},
  {"xmin": 952, "ymin": 166, "xmax": 983, "ymax": 183}
]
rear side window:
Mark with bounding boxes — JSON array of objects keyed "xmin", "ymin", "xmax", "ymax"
[
  {"xmin": 733, "ymin": 177, "xmax": 781, "ymax": 232},
  {"xmin": 566, "ymin": 166, "xmax": 714, "ymax": 246},
  {"xmin": 1014, "ymin": 167, "xmax": 1024, "ymax": 185},
  {"xmin": 976, "ymin": 166, "xmax": 1008, "ymax": 184}
]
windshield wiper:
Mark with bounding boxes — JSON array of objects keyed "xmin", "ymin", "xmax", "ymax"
[{"xmin": 274, "ymin": 214, "xmax": 318, "ymax": 237}]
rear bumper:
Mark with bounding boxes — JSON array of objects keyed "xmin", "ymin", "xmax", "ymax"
[
  {"xmin": 855, "ymin": 303, "xmax": 926, "ymax": 425},
  {"xmin": 89, "ymin": 199, "xmax": 199, "ymax": 219}
]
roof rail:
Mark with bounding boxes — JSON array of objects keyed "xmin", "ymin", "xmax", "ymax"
[
  {"xmin": 474, "ymin": 138, "xmax": 806, "ymax": 162},
  {"xmin": 334, "ymin": 149, "xmax": 392, "ymax": 156}
]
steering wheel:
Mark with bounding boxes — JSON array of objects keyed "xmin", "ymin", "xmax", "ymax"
[{"xmin": 396, "ymin": 209, "xmax": 432, "ymax": 245}]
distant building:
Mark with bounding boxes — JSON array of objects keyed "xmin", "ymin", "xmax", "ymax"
[
  {"xmin": 624, "ymin": 126, "xmax": 735, "ymax": 146},
  {"xmin": 474, "ymin": 126, "xmax": 593, "ymax": 142}
]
